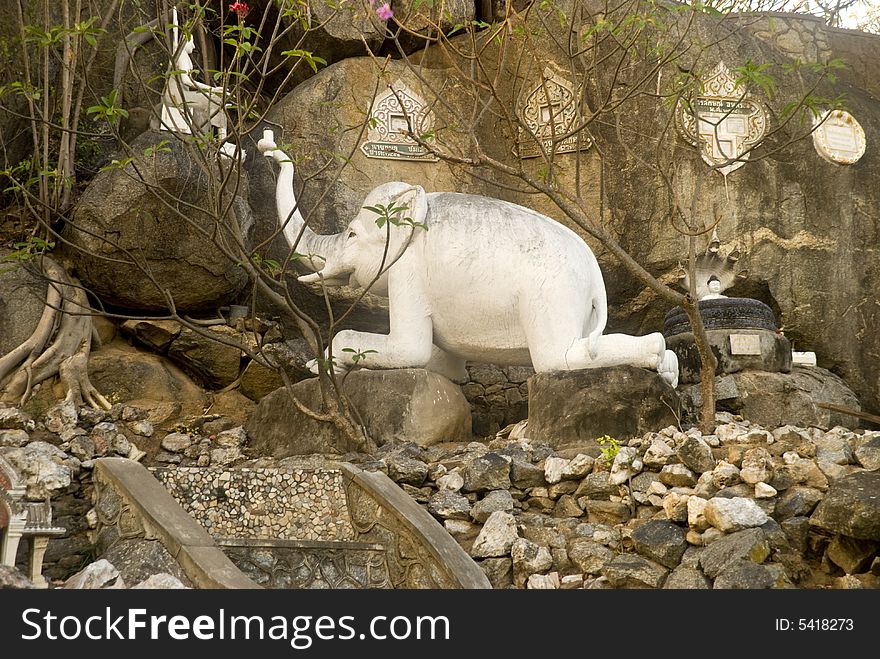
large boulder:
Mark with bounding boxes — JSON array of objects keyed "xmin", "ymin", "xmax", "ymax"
[
  {"xmin": 527, "ymin": 366, "xmax": 680, "ymax": 449},
  {"xmin": 66, "ymin": 131, "xmax": 253, "ymax": 311},
  {"xmin": 245, "ymin": 368, "xmax": 473, "ymax": 456},
  {"xmin": 0, "ymin": 255, "xmax": 47, "ymax": 355},
  {"xmin": 683, "ymin": 367, "xmax": 863, "ymax": 429},
  {"xmin": 87, "ymin": 342, "xmax": 209, "ymax": 424}
]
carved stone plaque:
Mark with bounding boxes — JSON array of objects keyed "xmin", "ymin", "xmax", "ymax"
[
  {"xmin": 360, "ymin": 81, "xmax": 438, "ymax": 162},
  {"xmin": 676, "ymin": 62, "xmax": 768, "ymax": 176},
  {"xmin": 812, "ymin": 110, "xmax": 866, "ymax": 165},
  {"xmin": 729, "ymin": 334, "xmax": 761, "ymax": 356},
  {"xmin": 517, "ymin": 68, "xmax": 591, "ymax": 159}
]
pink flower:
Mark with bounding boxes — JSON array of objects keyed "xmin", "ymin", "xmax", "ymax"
[
  {"xmin": 229, "ymin": 2, "xmax": 250, "ymax": 19},
  {"xmin": 375, "ymin": 2, "xmax": 393, "ymax": 21}
]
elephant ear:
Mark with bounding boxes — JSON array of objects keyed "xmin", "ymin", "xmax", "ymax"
[{"xmin": 391, "ymin": 185, "xmax": 428, "ymax": 230}]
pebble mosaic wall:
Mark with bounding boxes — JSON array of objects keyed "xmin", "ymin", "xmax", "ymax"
[{"xmin": 152, "ymin": 467, "xmax": 354, "ymax": 541}]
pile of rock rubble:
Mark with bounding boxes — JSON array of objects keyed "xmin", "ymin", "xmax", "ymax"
[{"xmin": 364, "ymin": 413, "xmax": 880, "ymax": 589}]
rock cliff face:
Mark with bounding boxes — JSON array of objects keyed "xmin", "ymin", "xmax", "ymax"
[
  {"xmin": 5, "ymin": 4, "xmax": 878, "ymax": 418},
  {"xmin": 594, "ymin": 15, "xmax": 880, "ymax": 417},
  {"xmin": 242, "ymin": 8, "xmax": 880, "ymax": 415}
]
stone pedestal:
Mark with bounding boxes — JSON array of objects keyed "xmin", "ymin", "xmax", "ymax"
[
  {"xmin": 526, "ymin": 366, "xmax": 681, "ymax": 450},
  {"xmin": 666, "ymin": 329, "xmax": 791, "ymax": 385},
  {"xmin": 663, "ymin": 297, "xmax": 791, "ymax": 386},
  {"xmin": 246, "ymin": 369, "xmax": 473, "ymax": 457},
  {"xmin": 1, "ymin": 515, "xmax": 25, "ymax": 568},
  {"xmin": 663, "ymin": 297, "xmax": 779, "ymax": 335}
]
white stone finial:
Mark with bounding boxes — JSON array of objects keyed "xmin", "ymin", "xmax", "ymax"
[{"xmin": 258, "ymin": 129, "xmax": 277, "ymax": 157}]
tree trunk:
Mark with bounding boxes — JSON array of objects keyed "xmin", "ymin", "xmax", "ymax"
[{"xmin": 0, "ymin": 257, "xmax": 109, "ymax": 410}]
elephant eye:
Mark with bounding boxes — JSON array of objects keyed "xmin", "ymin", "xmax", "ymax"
[{"xmin": 347, "ymin": 230, "xmax": 356, "ymax": 239}]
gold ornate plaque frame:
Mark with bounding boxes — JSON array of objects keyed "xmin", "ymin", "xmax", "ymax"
[{"xmin": 675, "ymin": 62, "xmax": 768, "ymax": 176}]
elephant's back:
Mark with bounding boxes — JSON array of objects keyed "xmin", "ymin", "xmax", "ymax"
[{"xmin": 425, "ymin": 192, "xmax": 594, "ymax": 263}]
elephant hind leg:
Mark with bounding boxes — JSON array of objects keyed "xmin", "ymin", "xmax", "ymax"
[
  {"xmin": 659, "ymin": 349, "xmax": 679, "ymax": 388},
  {"xmin": 520, "ymin": 305, "xmax": 586, "ymax": 372},
  {"xmin": 562, "ymin": 332, "xmax": 667, "ymax": 371}
]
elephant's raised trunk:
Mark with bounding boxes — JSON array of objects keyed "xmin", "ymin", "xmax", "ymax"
[{"xmin": 258, "ymin": 129, "xmax": 342, "ymax": 272}]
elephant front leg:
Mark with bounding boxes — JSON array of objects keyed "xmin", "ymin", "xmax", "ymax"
[
  {"xmin": 311, "ymin": 264, "xmax": 437, "ymax": 374},
  {"xmin": 328, "ymin": 317, "xmax": 435, "ymax": 372},
  {"xmin": 330, "ymin": 329, "xmax": 435, "ymax": 371}
]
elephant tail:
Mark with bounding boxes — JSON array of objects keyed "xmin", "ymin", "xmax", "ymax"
[{"xmin": 587, "ymin": 259, "xmax": 607, "ymax": 360}]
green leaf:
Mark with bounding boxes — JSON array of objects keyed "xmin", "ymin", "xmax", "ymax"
[{"xmin": 281, "ymin": 49, "xmax": 327, "ymax": 73}]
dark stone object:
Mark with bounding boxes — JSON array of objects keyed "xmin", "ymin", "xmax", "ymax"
[
  {"xmin": 774, "ymin": 487, "xmax": 824, "ymax": 522},
  {"xmin": 663, "ymin": 566, "xmax": 711, "ymax": 589},
  {"xmin": 601, "ymin": 554, "xmax": 668, "ymax": 589},
  {"xmin": 676, "ymin": 436, "xmax": 717, "ymax": 474},
  {"xmin": 631, "ymin": 520, "xmax": 689, "ymax": 569},
  {"xmin": 67, "ymin": 131, "xmax": 251, "ymax": 311},
  {"xmin": 699, "ymin": 528, "xmax": 770, "ymax": 579},
  {"xmin": 478, "ymin": 557, "xmax": 513, "ymax": 589},
  {"xmin": 461, "ymin": 453, "xmax": 511, "ymax": 493},
  {"xmin": 663, "ymin": 298, "xmax": 779, "ymax": 337},
  {"xmin": 527, "ymin": 367, "xmax": 680, "ymax": 450},
  {"xmin": 712, "ymin": 559, "xmax": 775, "ymax": 589},
  {"xmin": 825, "ymin": 535, "xmax": 879, "ymax": 574},
  {"xmin": 666, "ymin": 329, "xmax": 791, "ymax": 386}
]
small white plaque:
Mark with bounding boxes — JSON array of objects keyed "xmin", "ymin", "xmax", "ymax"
[
  {"xmin": 729, "ymin": 334, "xmax": 761, "ymax": 356},
  {"xmin": 813, "ymin": 110, "xmax": 866, "ymax": 165},
  {"xmin": 792, "ymin": 351, "xmax": 817, "ymax": 366}
]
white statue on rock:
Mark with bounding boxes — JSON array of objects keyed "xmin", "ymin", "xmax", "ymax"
[
  {"xmin": 700, "ymin": 275, "xmax": 727, "ymax": 300},
  {"xmin": 159, "ymin": 9, "xmax": 243, "ymax": 159},
  {"xmin": 258, "ymin": 130, "xmax": 679, "ymax": 388}
]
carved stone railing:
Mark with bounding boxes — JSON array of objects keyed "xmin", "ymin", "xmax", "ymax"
[
  {"xmin": 95, "ymin": 458, "xmax": 490, "ymax": 589},
  {"xmin": 340, "ymin": 464, "xmax": 490, "ymax": 589},
  {"xmin": 217, "ymin": 538, "xmax": 391, "ymax": 589}
]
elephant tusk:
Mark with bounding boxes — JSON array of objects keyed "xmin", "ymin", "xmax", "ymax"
[{"xmin": 298, "ymin": 272, "xmax": 322, "ymax": 284}]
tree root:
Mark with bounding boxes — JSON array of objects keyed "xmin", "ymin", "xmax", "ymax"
[{"xmin": 0, "ymin": 257, "xmax": 110, "ymax": 410}]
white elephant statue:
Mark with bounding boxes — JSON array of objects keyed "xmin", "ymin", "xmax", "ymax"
[{"xmin": 258, "ymin": 130, "xmax": 679, "ymax": 388}]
